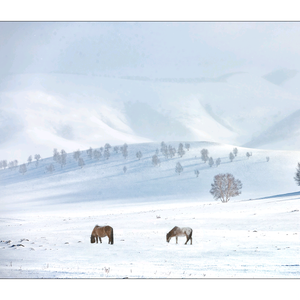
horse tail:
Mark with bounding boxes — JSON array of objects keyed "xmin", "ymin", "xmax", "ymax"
[{"xmin": 110, "ymin": 227, "xmax": 114, "ymax": 244}]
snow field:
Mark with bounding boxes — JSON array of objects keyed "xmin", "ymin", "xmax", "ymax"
[{"xmin": 0, "ymin": 141, "xmax": 299, "ymax": 278}]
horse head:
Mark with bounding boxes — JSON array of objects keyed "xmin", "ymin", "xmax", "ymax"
[
  {"xmin": 166, "ymin": 233, "xmax": 171, "ymax": 243},
  {"xmin": 90, "ymin": 235, "xmax": 96, "ymax": 243}
]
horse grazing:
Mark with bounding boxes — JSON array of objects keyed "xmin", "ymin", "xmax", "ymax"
[
  {"xmin": 90, "ymin": 225, "xmax": 114, "ymax": 245},
  {"xmin": 166, "ymin": 226, "xmax": 193, "ymax": 245}
]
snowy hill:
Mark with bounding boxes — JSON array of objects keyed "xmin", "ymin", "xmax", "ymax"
[
  {"xmin": 0, "ymin": 141, "xmax": 299, "ymax": 278},
  {"xmin": 1, "ymin": 71, "xmax": 300, "ymax": 163}
]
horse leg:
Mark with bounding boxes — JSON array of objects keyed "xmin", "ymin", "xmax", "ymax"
[
  {"xmin": 185, "ymin": 234, "xmax": 188, "ymax": 245},
  {"xmin": 99, "ymin": 237, "xmax": 102, "ymax": 243},
  {"xmin": 96, "ymin": 236, "xmax": 98, "ymax": 243},
  {"xmin": 176, "ymin": 236, "xmax": 178, "ymax": 244}
]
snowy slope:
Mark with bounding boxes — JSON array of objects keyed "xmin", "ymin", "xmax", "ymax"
[
  {"xmin": 0, "ymin": 142, "xmax": 299, "ymax": 278},
  {"xmin": 1, "ymin": 71, "xmax": 300, "ymax": 163}
]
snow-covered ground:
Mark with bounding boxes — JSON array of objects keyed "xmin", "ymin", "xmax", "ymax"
[{"xmin": 1, "ymin": 142, "xmax": 299, "ymax": 278}]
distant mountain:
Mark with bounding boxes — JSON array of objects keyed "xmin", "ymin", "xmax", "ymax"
[
  {"xmin": 243, "ymin": 109, "xmax": 300, "ymax": 150},
  {"xmin": 0, "ymin": 71, "xmax": 300, "ymax": 163}
]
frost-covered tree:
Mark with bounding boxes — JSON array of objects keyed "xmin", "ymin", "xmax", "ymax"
[
  {"xmin": 208, "ymin": 157, "xmax": 214, "ymax": 167},
  {"xmin": 78, "ymin": 157, "xmax": 85, "ymax": 168},
  {"xmin": 136, "ymin": 151, "xmax": 143, "ymax": 160},
  {"xmin": 294, "ymin": 163, "xmax": 300, "ymax": 186},
  {"xmin": 201, "ymin": 149, "xmax": 209, "ymax": 163},
  {"xmin": 87, "ymin": 147, "xmax": 93, "ymax": 159},
  {"xmin": 14, "ymin": 160, "xmax": 18, "ymax": 168},
  {"xmin": 114, "ymin": 146, "xmax": 119, "ymax": 154},
  {"xmin": 60, "ymin": 150, "xmax": 67, "ymax": 168},
  {"xmin": 185, "ymin": 143, "xmax": 190, "ymax": 151},
  {"xmin": 53, "ymin": 149, "xmax": 59, "ymax": 162},
  {"xmin": 177, "ymin": 143, "xmax": 185, "ymax": 158},
  {"xmin": 46, "ymin": 163, "xmax": 55, "ymax": 173},
  {"xmin": 73, "ymin": 150, "xmax": 81, "ymax": 161},
  {"xmin": 168, "ymin": 145, "xmax": 176, "ymax": 158},
  {"xmin": 266, "ymin": 157, "xmax": 270, "ymax": 162},
  {"xmin": 123, "ymin": 166, "xmax": 127, "ymax": 173},
  {"xmin": 104, "ymin": 143, "xmax": 111, "ymax": 151},
  {"xmin": 155, "ymin": 149, "xmax": 159, "ymax": 155},
  {"xmin": 121, "ymin": 143, "xmax": 128, "ymax": 159},
  {"xmin": 104, "ymin": 148, "xmax": 110, "ymax": 160},
  {"xmin": 19, "ymin": 163, "xmax": 27, "ymax": 175},
  {"xmin": 34, "ymin": 154, "xmax": 41, "ymax": 167},
  {"xmin": 194, "ymin": 169, "xmax": 199, "ymax": 177},
  {"xmin": 8, "ymin": 161, "xmax": 14, "ymax": 169},
  {"xmin": 216, "ymin": 158, "xmax": 221, "ymax": 167},
  {"xmin": 93, "ymin": 149, "xmax": 102, "ymax": 160},
  {"xmin": 152, "ymin": 154, "xmax": 160, "ymax": 167},
  {"xmin": 233, "ymin": 147, "xmax": 238, "ymax": 157},
  {"xmin": 210, "ymin": 173, "xmax": 242, "ymax": 203},
  {"xmin": 229, "ymin": 152, "xmax": 235, "ymax": 162},
  {"xmin": 246, "ymin": 152, "xmax": 252, "ymax": 159},
  {"xmin": 2, "ymin": 160, "xmax": 7, "ymax": 169},
  {"xmin": 28, "ymin": 155, "xmax": 32, "ymax": 165},
  {"xmin": 175, "ymin": 162, "xmax": 183, "ymax": 175}
]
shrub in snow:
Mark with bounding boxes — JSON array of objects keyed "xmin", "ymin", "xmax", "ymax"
[
  {"xmin": 210, "ymin": 173, "xmax": 242, "ymax": 203},
  {"xmin": 266, "ymin": 156, "xmax": 270, "ymax": 162},
  {"xmin": 194, "ymin": 170, "xmax": 199, "ymax": 177},
  {"xmin": 229, "ymin": 152, "xmax": 235, "ymax": 162},
  {"xmin": 123, "ymin": 166, "xmax": 127, "ymax": 173},
  {"xmin": 295, "ymin": 163, "xmax": 300, "ymax": 186},
  {"xmin": 208, "ymin": 157, "xmax": 214, "ymax": 167},
  {"xmin": 216, "ymin": 158, "xmax": 221, "ymax": 167}
]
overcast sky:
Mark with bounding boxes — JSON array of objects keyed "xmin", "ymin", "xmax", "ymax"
[{"xmin": 1, "ymin": 22, "xmax": 300, "ymax": 78}]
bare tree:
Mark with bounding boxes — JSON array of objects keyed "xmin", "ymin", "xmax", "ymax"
[
  {"xmin": 175, "ymin": 162, "xmax": 183, "ymax": 175},
  {"xmin": 28, "ymin": 155, "xmax": 32, "ymax": 165},
  {"xmin": 208, "ymin": 157, "xmax": 214, "ymax": 167},
  {"xmin": 216, "ymin": 158, "xmax": 221, "ymax": 167},
  {"xmin": 294, "ymin": 163, "xmax": 300, "ymax": 186},
  {"xmin": 210, "ymin": 173, "xmax": 242, "ymax": 203},
  {"xmin": 177, "ymin": 143, "xmax": 185, "ymax": 158},
  {"xmin": 229, "ymin": 152, "xmax": 235, "ymax": 162},
  {"xmin": 201, "ymin": 149, "xmax": 209, "ymax": 163}
]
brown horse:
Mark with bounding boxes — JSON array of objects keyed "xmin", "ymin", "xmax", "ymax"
[
  {"xmin": 166, "ymin": 226, "xmax": 193, "ymax": 245},
  {"xmin": 90, "ymin": 225, "xmax": 114, "ymax": 244}
]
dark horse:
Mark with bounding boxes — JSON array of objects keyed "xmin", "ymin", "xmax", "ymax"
[
  {"xmin": 166, "ymin": 226, "xmax": 193, "ymax": 245},
  {"xmin": 90, "ymin": 225, "xmax": 114, "ymax": 244}
]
